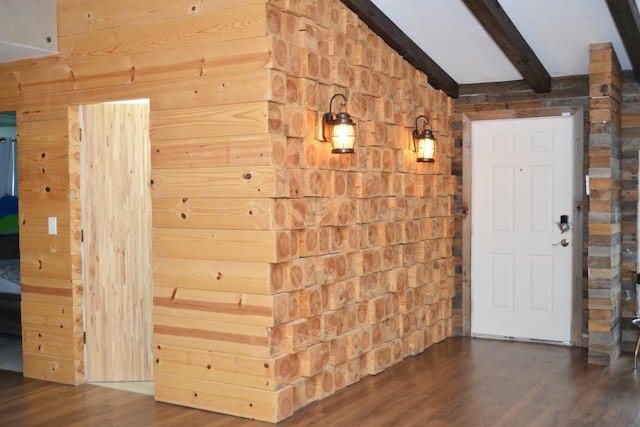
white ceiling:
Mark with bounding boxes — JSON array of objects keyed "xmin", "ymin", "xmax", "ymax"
[
  {"xmin": 371, "ymin": 0, "xmax": 638, "ymax": 85},
  {"xmin": 0, "ymin": 0, "xmax": 57, "ymax": 63}
]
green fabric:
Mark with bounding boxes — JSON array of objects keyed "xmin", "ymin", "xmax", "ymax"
[{"xmin": 0, "ymin": 214, "xmax": 18, "ymax": 235}]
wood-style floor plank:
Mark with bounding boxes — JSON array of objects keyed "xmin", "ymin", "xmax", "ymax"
[{"xmin": 1, "ymin": 337, "xmax": 639, "ymax": 426}]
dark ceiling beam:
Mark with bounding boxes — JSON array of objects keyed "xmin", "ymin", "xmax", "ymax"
[
  {"xmin": 606, "ymin": 0, "xmax": 640, "ymax": 82},
  {"xmin": 461, "ymin": 0, "xmax": 552, "ymax": 93},
  {"xmin": 340, "ymin": 0, "xmax": 459, "ymax": 99}
]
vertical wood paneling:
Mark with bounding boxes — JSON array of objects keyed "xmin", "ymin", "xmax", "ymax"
[{"xmin": 82, "ymin": 102, "xmax": 153, "ymax": 381}]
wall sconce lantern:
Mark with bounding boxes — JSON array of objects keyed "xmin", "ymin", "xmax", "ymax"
[
  {"xmin": 412, "ymin": 115, "xmax": 437, "ymax": 162},
  {"xmin": 322, "ymin": 93, "xmax": 357, "ymax": 154}
]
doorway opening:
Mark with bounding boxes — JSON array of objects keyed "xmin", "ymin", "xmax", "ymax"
[
  {"xmin": 78, "ymin": 100, "xmax": 153, "ymax": 394},
  {"xmin": 0, "ymin": 111, "xmax": 21, "ymax": 373},
  {"xmin": 461, "ymin": 108, "xmax": 584, "ymax": 345}
]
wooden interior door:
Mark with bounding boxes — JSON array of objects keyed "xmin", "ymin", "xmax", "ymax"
[
  {"xmin": 471, "ymin": 116, "xmax": 574, "ymax": 343},
  {"xmin": 81, "ymin": 101, "xmax": 153, "ymax": 382}
]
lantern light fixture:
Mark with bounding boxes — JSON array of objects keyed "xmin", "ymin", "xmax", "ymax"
[
  {"xmin": 322, "ymin": 93, "xmax": 357, "ymax": 154},
  {"xmin": 412, "ymin": 115, "xmax": 437, "ymax": 162}
]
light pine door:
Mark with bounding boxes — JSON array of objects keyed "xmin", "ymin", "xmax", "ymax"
[
  {"xmin": 81, "ymin": 101, "xmax": 153, "ymax": 382},
  {"xmin": 471, "ymin": 116, "xmax": 573, "ymax": 342}
]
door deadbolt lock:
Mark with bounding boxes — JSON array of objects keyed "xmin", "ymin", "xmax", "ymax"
[{"xmin": 558, "ymin": 215, "xmax": 570, "ymax": 233}]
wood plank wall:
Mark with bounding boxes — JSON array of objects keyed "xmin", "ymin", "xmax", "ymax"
[
  {"xmin": 0, "ymin": 0, "xmax": 456, "ymax": 423},
  {"xmin": 587, "ymin": 43, "xmax": 622, "ymax": 365},
  {"xmin": 3, "ymin": 0, "xmax": 278, "ymax": 387},
  {"xmin": 621, "ymin": 71, "xmax": 640, "ymax": 351}
]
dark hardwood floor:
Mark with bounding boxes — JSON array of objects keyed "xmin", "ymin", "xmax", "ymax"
[{"xmin": 1, "ymin": 337, "xmax": 639, "ymax": 426}]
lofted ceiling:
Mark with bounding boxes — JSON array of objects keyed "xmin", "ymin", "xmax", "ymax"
[{"xmin": 351, "ymin": 0, "xmax": 640, "ymax": 98}]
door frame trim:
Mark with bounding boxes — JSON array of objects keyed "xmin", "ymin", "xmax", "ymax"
[{"xmin": 461, "ymin": 106, "xmax": 584, "ymax": 345}]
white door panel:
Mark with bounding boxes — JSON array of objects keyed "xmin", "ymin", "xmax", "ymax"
[
  {"xmin": 491, "ymin": 253, "xmax": 514, "ymax": 310},
  {"xmin": 472, "ymin": 117, "xmax": 573, "ymax": 342}
]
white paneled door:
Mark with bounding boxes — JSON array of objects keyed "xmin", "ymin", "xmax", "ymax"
[{"xmin": 471, "ymin": 116, "xmax": 573, "ymax": 342}]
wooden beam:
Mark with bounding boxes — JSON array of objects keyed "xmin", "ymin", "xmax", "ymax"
[
  {"xmin": 340, "ymin": 0, "xmax": 459, "ymax": 99},
  {"xmin": 606, "ymin": 0, "xmax": 640, "ymax": 82},
  {"xmin": 462, "ymin": 0, "xmax": 551, "ymax": 93}
]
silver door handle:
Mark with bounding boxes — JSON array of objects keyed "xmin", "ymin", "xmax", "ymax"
[{"xmin": 552, "ymin": 239, "xmax": 569, "ymax": 247}]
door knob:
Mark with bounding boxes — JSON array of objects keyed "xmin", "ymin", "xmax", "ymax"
[{"xmin": 552, "ymin": 239, "xmax": 569, "ymax": 247}]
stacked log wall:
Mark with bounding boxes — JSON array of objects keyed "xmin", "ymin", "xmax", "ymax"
[{"xmin": 0, "ymin": 0, "xmax": 455, "ymax": 423}]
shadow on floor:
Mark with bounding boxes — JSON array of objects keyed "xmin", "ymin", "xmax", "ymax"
[{"xmin": 0, "ymin": 333, "xmax": 22, "ymax": 372}]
